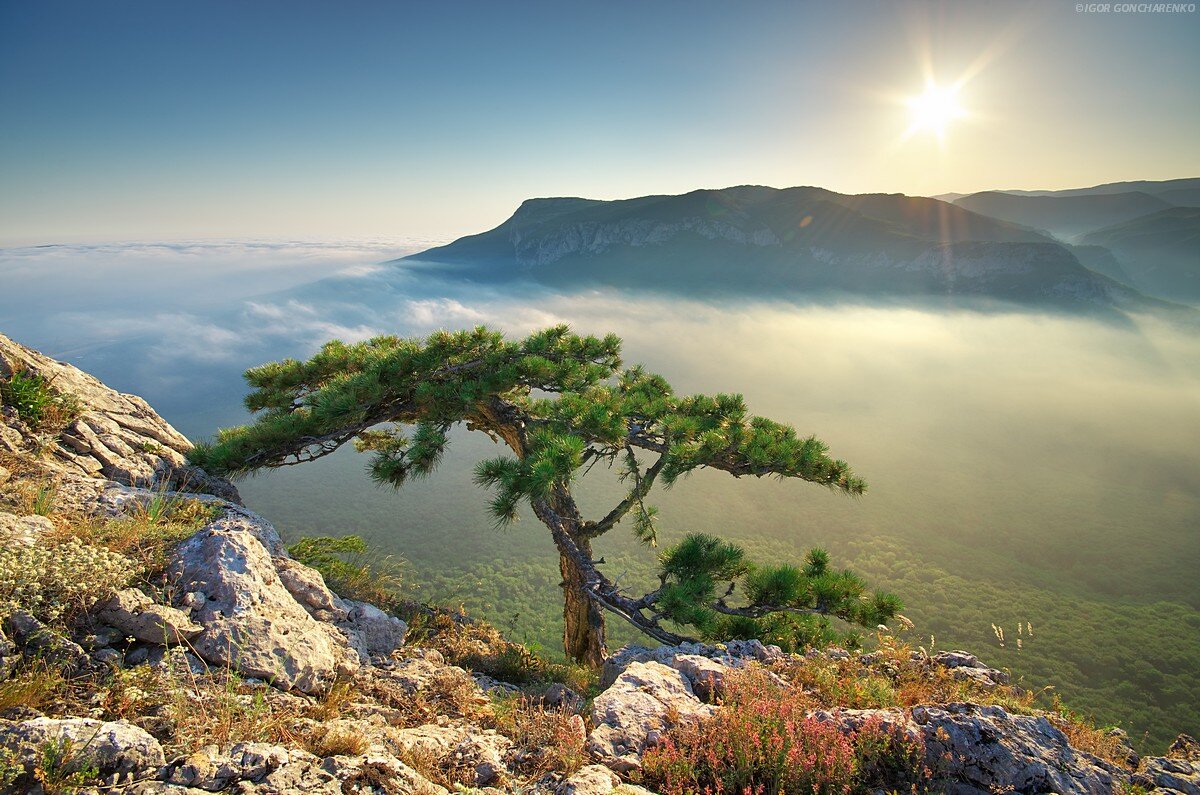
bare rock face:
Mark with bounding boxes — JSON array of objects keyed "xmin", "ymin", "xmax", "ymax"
[
  {"xmin": 912, "ymin": 703, "xmax": 1122, "ymax": 795},
  {"xmin": 154, "ymin": 741, "xmax": 449, "ymax": 795},
  {"xmin": 556, "ymin": 764, "xmax": 658, "ymax": 795},
  {"xmin": 1133, "ymin": 734, "xmax": 1200, "ymax": 794},
  {"xmin": 0, "ymin": 509, "xmax": 53, "ymax": 544},
  {"xmin": 170, "ymin": 521, "xmax": 360, "ymax": 693},
  {"xmin": 0, "ymin": 332, "xmax": 238, "ymax": 502},
  {"xmin": 0, "ymin": 716, "xmax": 166, "ymax": 783},
  {"xmin": 97, "ymin": 588, "xmax": 203, "ymax": 645},
  {"xmin": 600, "ymin": 639, "xmax": 783, "ymax": 690},
  {"xmin": 588, "ymin": 661, "xmax": 716, "ymax": 774},
  {"xmin": 931, "ymin": 650, "xmax": 1011, "ymax": 689}
]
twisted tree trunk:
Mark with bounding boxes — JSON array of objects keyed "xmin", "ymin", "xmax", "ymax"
[{"xmin": 560, "ymin": 537, "xmax": 607, "ymax": 666}]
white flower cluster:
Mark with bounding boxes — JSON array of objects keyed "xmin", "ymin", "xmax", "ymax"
[{"xmin": 0, "ymin": 538, "xmax": 135, "ymax": 623}]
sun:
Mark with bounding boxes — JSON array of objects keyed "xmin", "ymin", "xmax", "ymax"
[{"xmin": 906, "ymin": 82, "xmax": 965, "ymax": 140}]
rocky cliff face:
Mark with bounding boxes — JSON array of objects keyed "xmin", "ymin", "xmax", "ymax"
[{"xmin": 1, "ymin": 334, "xmax": 1196, "ymax": 795}]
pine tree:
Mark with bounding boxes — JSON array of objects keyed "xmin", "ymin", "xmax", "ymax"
[{"xmin": 190, "ymin": 326, "xmax": 901, "ymax": 666}]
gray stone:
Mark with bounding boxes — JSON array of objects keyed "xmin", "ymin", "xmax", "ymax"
[
  {"xmin": 0, "ymin": 510, "xmax": 54, "ymax": 545},
  {"xmin": 600, "ymin": 639, "xmax": 782, "ymax": 689},
  {"xmin": 588, "ymin": 661, "xmax": 715, "ymax": 774},
  {"xmin": 3, "ymin": 610, "xmax": 90, "ymax": 674},
  {"xmin": 669, "ymin": 653, "xmax": 730, "ymax": 702},
  {"xmin": 0, "ymin": 716, "xmax": 166, "ymax": 780},
  {"xmin": 1132, "ymin": 734, "xmax": 1200, "ymax": 794},
  {"xmin": 911, "ymin": 703, "xmax": 1121, "ymax": 794},
  {"xmin": 544, "ymin": 683, "xmax": 583, "ymax": 712},
  {"xmin": 338, "ymin": 598, "xmax": 408, "ymax": 659},
  {"xmin": 931, "ymin": 650, "xmax": 1010, "ymax": 688},
  {"xmin": 97, "ymin": 588, "xmax": 202, "ymax": 645},
  {"xmin": 170, "ymin": 522, "xmax": 359, "ymax": 693}
]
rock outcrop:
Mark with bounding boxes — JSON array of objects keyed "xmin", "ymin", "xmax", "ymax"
[
  {"xmin": 0, "ymin": 331, "xmax": 237, "ymax": 502},
  {"xmin": 171, "ymin": 521, "xmax": 362, "ymax": 693},
  {"xmin": 587, "ymin": 661, "xmax": 716, "ymax": 773}
]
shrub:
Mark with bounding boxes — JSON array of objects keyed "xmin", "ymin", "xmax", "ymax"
[
  {"xmin": 287, "ymin": 535, "xmax": 405, "ymax": 612},
  {"xmin": 0, "ymin": 538, "xmax": 135, "ymax": 623},
  {"xmin": 0, "ymin": 369, "xmax": 81, "ymax": 434},
  {"xmin": 642, "ymin": 668, "xmax": 931, "ymax": 795},
  {"xmin": 643, "ymin": 669, "xmax": 856, "ymax": 795},
  {"xmin": 852, "ymin": 715, "xmax": 929, "ymax": 794}
]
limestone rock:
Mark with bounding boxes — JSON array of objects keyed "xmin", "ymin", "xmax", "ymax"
[
  {"xmin": 163, "ymin": 742, "xmax": 290, "ymax": 790},
  {"xmin": 588, "ymin": 661, "xmax": 716, "ymax": 774},
  {"xmin": 557, "ymin": 764, "xmax": 658, "ymax": 795},
  {"xmin": 1132, "ymin": 734, "xmax": 1200, "ymax": 794},
  {"xmin": 0, "ymin": 510, "xmax": 53, "ymax": 545},
  {"xmin": 600, "ymin": 639, "xmax": 782, "ymax": 689},
  {"xmin": 668, "ymin": 653, "xmax": 730, "ymax": 702},
  {"xmin": 338, "ymin": 597, "xmax": 409, "ymax": 659},
  {"xmin": 387, "ymin": 723, "xmax": 512, "ymax": 786},
  {"xmin": 277, "ymin": 556, "xmax": 343, "ymax": 619},
  {"xmin": 170, "ymin": 522, "xmax": 359, "ymax": 693},
  {"xmin": 0, "ymin": 716, "xmax": 165, "ymax": 780},
  {"xmin": 3, "ymin": 610, "xmax": 91, "ymax": 674},
  {"xmin": 544, "ymin": 683, "xmax": 584, "ymax": 713},
  {"xmin": 97, "ymin": 588, "xmax": 203, "ymax": 645},
  {"xmin": 912, "ymin": 702, "xmax": 1121, "ymax": 794},
  {"xmin": 931, "ymin": 650, "xmax": 1010, "ymax": 689}
]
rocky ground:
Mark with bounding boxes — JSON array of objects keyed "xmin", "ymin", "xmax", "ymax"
[{"xmin": 1, "ymin": 331, "xmax": 1197, "ymax": 795}]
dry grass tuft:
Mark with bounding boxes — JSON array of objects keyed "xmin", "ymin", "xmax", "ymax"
[
  {"xmin": 487, "ymin": 693, "xmax": 586, "ymax": 778},
  {"xmin": 779, "ymin": 634, "xmax": 1037, "ymax": 715},
  {"xmin": 303, "ymin": 724, "xmax": 369, "ymax": 758},
  {"xmin": 406, "ymin": 609, "xmax": 595, "ymax": 693}
]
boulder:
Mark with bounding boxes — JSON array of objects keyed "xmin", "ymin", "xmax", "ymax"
[
  {"xmin": 543, "ymin": 683, "xmax": 584, "ymax": 713},
  {"xmin": 3, "ymin": 610, "xmax": 91, "ymax": 674},
  {"xmin": 1132, "ymin": 734, "xmax": 1200, "ymax": 794},
  {"xmin": 163, "ymin": 742, "xmax": 290, "ymax": 790},
  {"xmin": 600, "ymin": 639, "xmax": 783, "ymax": 689},
  {"xmin": 557, "ymin": 764, "xmax": 658, "ymax": 795},
  {"xmin": 97, "ymin": 588, "xmax": 203, "ymax": 645},
  {"xmin": 170, "ymin": 522, "xmax": 359, "ymax": 693},
  {"xmin": 588, "ymin": 661, "xmax": 716, "ymax": 774},
  {"xmin": 931, "ymin": 650, "xmax": 1010, "ymax": 688},
  {"xmin": 387, "ymin": 722, "xmax": 512, "ymax": 786},
  {"xmin": 0, "ymin": 716, "xmax": 165, "ymax": 781},
  {"xmin": 912, "ymin": 703, "xmax": 1121, "ymax": 794},
  {"xmin": 668, "ymin": 653, "xmax": 730, "ymax": 702},
  {"xmin": 0, "ymin": 510, "xmax": 53, "ymax": 545},
  {"xmin": 276, "ymin": 556, "xmax": 343, "ymax": 620},
  {"xmin": 338, "ymin": 597, "xmax": 409, "ymax": 658}
]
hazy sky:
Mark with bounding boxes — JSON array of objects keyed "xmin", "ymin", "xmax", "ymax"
[{"xmin": 2, "ymin": 0, "xmax": 1198, "ymax": 244}]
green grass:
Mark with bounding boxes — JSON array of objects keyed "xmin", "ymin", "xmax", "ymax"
[{"xmin": 0, "ymin": 369, "xmax": 81, "ymax": 434}]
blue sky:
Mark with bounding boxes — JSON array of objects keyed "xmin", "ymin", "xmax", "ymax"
[{"xmin": 1, "ymin": 0, "xmax": 1198, "ymax": 243}]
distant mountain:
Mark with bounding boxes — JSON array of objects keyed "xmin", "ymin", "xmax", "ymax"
[
  {"xmin": 953, "ymin": 190, "xmax": 1175, "ymax": 240},
  {"xmin": 404, "ymin": 186, "xmax": 1177, "ymax": 316},
  {"xmin": 994, "ymin": 177, "xmax": 1200, "ymax": 200},
  {"xmin": 1079, "ymin": 207, "xmax": 1200, "ymax": 302}
]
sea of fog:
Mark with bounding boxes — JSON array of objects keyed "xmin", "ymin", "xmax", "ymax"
[{"xmin": 2, "ymin": 240, "xmax": 1197, "ymax": 747}]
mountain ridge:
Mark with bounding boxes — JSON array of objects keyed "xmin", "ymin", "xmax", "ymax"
[{"xmin": 403, "ymin": 185, "xmax": 1184, "ymax": 318}]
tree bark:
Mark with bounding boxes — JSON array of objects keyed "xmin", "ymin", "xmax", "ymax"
[{"xmin": 560, "ymin": 537, "xmax": 608, "ymax": 666}]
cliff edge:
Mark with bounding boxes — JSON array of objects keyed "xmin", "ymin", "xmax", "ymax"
[{"xmin": 0, "ymin": 333, "xmax": 1195, "ymax": 795}]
